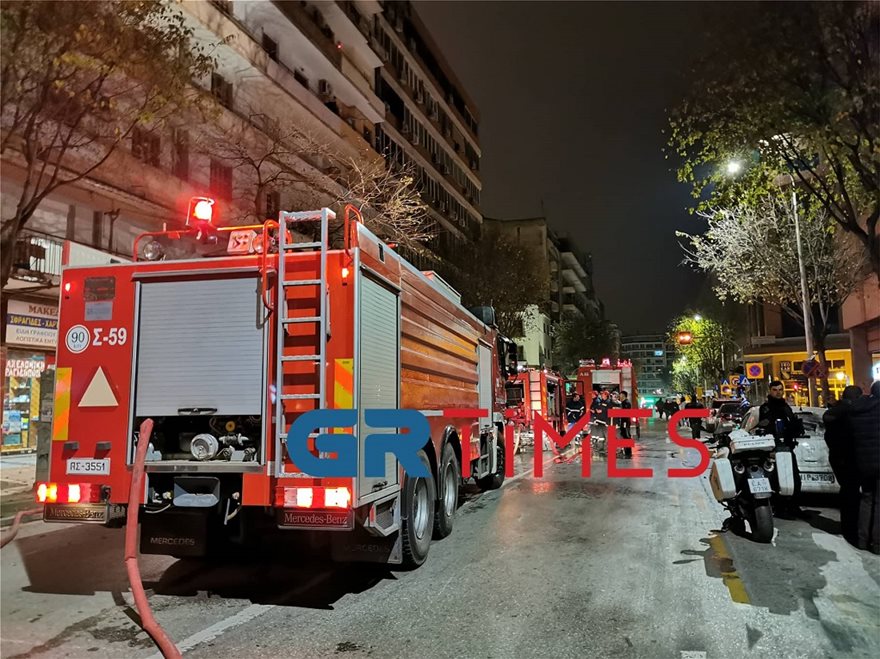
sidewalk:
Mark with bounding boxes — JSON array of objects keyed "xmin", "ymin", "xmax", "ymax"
[{"xmin": 1, "ymin": 453, "xmax": 38, "ymax": 527}]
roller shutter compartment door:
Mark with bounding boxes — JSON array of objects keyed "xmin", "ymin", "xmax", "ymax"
[
  {"xmin": 135, "ymin": 277, "xmax": 264, "ymax": 417},
  {"xmin": 358, "ymin": 276, "xmax": 400, "ymax": 498}
]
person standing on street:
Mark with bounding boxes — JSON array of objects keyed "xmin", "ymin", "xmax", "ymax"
[
  {"xmin": 823, "ymin": 385, "xmax": 863, "ymax": 545},
  {"xmin": 590, "ymin": 389, "xmax": 611, "ymax": 446},
  {"xmin": 565, "ymin": 392, "xmax": 586, "ymax": 432},
  {"xmin": 618, "ymin": 391, "xmax": 634, "ymax": 458},
  {"xmin": 759, "ymin": 380, "xmax": 805, "ymax": 519},
  {"xmin": 655, "ymin": 398, "xmax": 665, "ymax": 420},
  {"xmin": 851, "ymin": 381, "xmax": 880, "ymax": 554},
  {"xmin": 684, "ymin": 394, "xmax": 705, "ymax": 441}
]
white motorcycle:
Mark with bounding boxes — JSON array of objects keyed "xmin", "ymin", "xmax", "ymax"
[{"xmin": 709, "ymin": 428, "xmax": 796, "ymax": 543}]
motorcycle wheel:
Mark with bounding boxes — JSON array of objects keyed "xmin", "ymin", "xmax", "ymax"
[{"xmin": 750, "ymin": 502, "xmax": 774, "ymax": 543}]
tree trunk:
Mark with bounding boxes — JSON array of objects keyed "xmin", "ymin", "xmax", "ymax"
[
  {"xmin": 1, "ymin": 218, "xmax": 22, "ymax": 288},
  {"xmin": 814, "ymin": 333, "xmax": 831, "ymax": 407}
]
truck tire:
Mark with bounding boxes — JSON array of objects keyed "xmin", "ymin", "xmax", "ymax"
[
  {"xmin": 476, "ymin": 442, "xmax": 505, "ymax": 491},
  {"xmin": 401, "ymin": 449, "xmax": 436, "ymax": 568},
  {"xmin": 433, "ymin": 442, "xmax": 460, "ymax": 539},
  {"xmin": 751, "ymin": 502, "xmax": 774, "ymax": 543}
]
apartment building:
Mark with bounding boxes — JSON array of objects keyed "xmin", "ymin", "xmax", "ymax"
[
  {"xmin": 482, "ymin": 216, "xmax": 605, "ymax": 367},
  {"xmin": 2, "ymin": 0, "xmax": 479, "ymax": 452},
  {"xmin": 366, "ymin": 1, "xmax": 482, "ymax": 267},
  {"xmin": 620, "ymin": 334, "xmax": 669, "ymax": 395}
]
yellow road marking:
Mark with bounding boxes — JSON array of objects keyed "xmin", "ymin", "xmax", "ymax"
[{"xmin": 708, "ymin": 534, "xmax": 750, "ymax": 604}]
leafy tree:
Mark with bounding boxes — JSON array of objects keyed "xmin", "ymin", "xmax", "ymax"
[
  {"xmin": 668, "ymin": 312, "xmax": 737, "ymax": 391},
  {"xmin": 667, "ymin": 1, "xmax": 880, "ymax": 277},
  {"xmin": 678, "ymin": 194, "xmax": 867, "ymax": 403},
  {"xmin": 445, "ymin": 234, "xmax": 548, "ymax": 339},
  {"xmin": 0, "ymin": 0, "xmax": 214, "ymax": 285},
  {"xmin": 551, "ymin": 313, "xmax": 617, "ymax": 377},
  {"xmin": 671, "ymin": 356, "xmax": 701, "ymax": 397}
]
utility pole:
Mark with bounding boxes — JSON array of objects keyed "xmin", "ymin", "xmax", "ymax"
[{"xmin": 790, "ymin": 175, "xmax": 815, "ymax": 406}]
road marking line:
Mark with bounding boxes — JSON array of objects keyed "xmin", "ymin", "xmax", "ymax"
[
  {"xmin": 146, "ymin": 603, "xmax": 274, "ymax": 658},
  {"xmin": 503, "ymin": 454, "xmax": 554, "ymax": 487},
  {"xmin": 681, "ymin": 652, "xmax": 707, "ymax": 659},
  {"xmin": 708, "ymin": 534, "xmax": 750, "ymax": 605}
]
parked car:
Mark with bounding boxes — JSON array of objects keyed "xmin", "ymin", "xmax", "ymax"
[{"xmin": 792, "ymin": 407, "xmax": 839, "ymax": 495}]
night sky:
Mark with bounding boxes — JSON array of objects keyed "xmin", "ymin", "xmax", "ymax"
[{"xmin": 414, "ymin": 1, "xmax": 717, "ymax": 334}]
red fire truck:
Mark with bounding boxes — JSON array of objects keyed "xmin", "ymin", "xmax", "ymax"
[
  {"xmin": 37, "ymin": 202, "xmax": 515, "ymax": 567},
  {"xmin": 504, "ymin": 368, "xmax": 566, "ymax": 452},
  {"xmin": 568, "ymin": 358, "xmax": 642, "ymax": 438}
]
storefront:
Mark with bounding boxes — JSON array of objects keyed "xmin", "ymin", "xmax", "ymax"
[
  {"xmin": 743, "ymin": 347, "xmax": 854, "ymax": 408},
  {"xmin": 2, "ymin": 299, "xmax": 57, "ymax": 453}
]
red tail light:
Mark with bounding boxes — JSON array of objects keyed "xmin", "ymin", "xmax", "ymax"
[
  {"xmin": 36, "ymin": 482, "xmax": 102, "ymax": 504},
  {"xmin": 275, "ymin": 486, "xmax": 352, "ymax": 510}
]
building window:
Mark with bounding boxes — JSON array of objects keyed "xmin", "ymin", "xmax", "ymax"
[
  {"xmin": 262, "ymin": 33, "xmax": 278, "ymax": 61},
  {"xmin": 211, "ymin": 72, "xmax": 233, "ymax": 109},
  {"xmin": 131, "ymin": 127, "xmax": 160, "ymax": 167},
  {"xmin": 262, "ymin": 190, "xmax": 281, "ymax": 219},
  {"xmin": 210, "ymin": 160, "xmax": 233, "ymax": 200},
  {"xmin": 172, "ymin": 128, "xmax": 189, "ymax": 181},
  {"xmin": 293, "ymin": 69, "xmax": 309, "ymax": 88}
]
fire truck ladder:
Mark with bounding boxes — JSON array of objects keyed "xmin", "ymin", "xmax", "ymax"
[{"xmin": 274, "ymin": 208, "xmax": 334, "ymax": 478}]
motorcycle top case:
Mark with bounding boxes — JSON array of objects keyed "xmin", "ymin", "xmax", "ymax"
[
  {"xmin": 775, "ymin": 450, "xmax": 796, "ymax": 497},
  {"xmin": 710, "ymin": 458, "xmax": 737, "ymax": 501},
  {"xmin": 729, "ymin": 434, "xmax": 775, "ymax": 454}
]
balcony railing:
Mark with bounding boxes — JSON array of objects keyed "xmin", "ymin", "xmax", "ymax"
[{"xmin": 9, "ymin": 230, "xmax": 64, "ymax": 281}]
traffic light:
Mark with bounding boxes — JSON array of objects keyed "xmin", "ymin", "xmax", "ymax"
[{"xmin": 186, "ymin": 197, "xmax": 215, "ymax": 227}]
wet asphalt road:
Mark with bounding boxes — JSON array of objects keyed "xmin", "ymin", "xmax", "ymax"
[{"xmin": 1, "ymin": 418, "xmax": 878, "ymax": 658}]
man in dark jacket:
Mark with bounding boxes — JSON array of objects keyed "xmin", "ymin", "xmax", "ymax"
[
  {"xmin": 565, "ymin": 393, "xmax": 586, "ymax": 431},
  {"xmin": 823, "ymin": 385, "xmax": 863, "ymax": 544},
  {"xmin": 684, "ymin": 394, "xmax": 705, "ymax": 441},
  {"xmin": 851, "ymin": 381, "xmax": 880, "ymax": 554},
  {"xmin": 759, "ymin": 380, "xmax": 804, "ymax": 518}
]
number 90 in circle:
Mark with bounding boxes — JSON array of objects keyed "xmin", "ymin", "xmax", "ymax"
[{"xmin": 65, "ymin": 325, "xmax": 91, "ymax": 353}]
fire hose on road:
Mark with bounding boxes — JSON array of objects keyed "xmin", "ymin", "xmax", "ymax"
[
  {"xmin": 0, "ymin": 507, "xmax": 43, "ymax": 549},
  {"xmin": 0, "ymin": 420, "xmax": 180, "ymax": 657},
  {"xmin": 126, "ymin": 418, "xmax": 182, "ymax": 659}
]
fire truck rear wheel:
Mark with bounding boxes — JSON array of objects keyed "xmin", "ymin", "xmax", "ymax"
[
  {"xmin": 476, "ymin": 442, "xmax": 505, "ymax": 491},
  {"xmin": 433, "ymin": 442, "xmax": 460, "ymax": 539},
  {"xmin": 401, "ymin": 449, "xmax": 436, "ymax": 568}
]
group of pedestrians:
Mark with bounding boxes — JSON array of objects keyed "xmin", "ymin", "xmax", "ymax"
[
  {"xmin": 564, "ymin": 389, "xmax": 634, "ymax": 459},
  {"xmin": 654, "ymin": 397, "xmax": 684, "ymax": 420},
  {"xmin": 823, "ymin": 380, "xmax": 880, "ymax": 554}
]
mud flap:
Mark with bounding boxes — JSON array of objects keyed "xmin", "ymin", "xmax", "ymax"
[
  {"xmin": 330, "ymin": 526, "xmax": 402, "ymax": 564},
  {"xmin": 140, "ymin": 509, "xmax": 208, "ymax": 557}
]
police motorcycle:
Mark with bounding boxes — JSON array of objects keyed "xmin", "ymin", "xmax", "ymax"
[{"xmin": 709, "ymin": 409, "xmax": 796, "ymax": 543}]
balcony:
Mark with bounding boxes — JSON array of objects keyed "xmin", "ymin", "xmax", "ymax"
[
  {"xmin": 272, "ymin": 1, "xmax": 342, "ymax": 70},
  {"xmin": 7, "ymin": 230, "xmax": 64, "ymax": 286}
]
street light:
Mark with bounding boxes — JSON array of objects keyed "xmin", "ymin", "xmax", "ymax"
[
  {"xmin": 726, "ymin": 160, "xmax": 743, "ymax": 176},
  {"xmin": 693, "ymin": 314, "xmax": 702, "ymax": 322}
]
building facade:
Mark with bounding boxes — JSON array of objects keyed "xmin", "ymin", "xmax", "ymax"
[
  {"xmin": 743, "ymin": 302, "xmax": 854, "ymax": 406},
  {"xmin": 0, "ymin": 0, "xmax": 480, "ymax": 451},
  {"xmin": 620, "ymin": 334, "xmax": 669, "ymax": 395},
  {"xmin": 482, "ymin": 216, "xmax": 605, "ymax": 368}
]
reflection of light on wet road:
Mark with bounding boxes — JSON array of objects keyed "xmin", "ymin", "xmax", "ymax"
[{"xmin": 531, "ymin": 481, "xmax": 553, "ymax": 495}]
